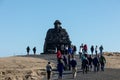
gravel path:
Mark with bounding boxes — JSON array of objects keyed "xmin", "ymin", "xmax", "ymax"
[{"xmin": 42, "ymin": 54, "xmax": 120, "ymax": 80}]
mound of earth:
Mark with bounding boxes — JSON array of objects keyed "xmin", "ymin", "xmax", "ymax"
[{"xmin": 0, "ymin": 56, "xmax": 55, "ymax": 80}]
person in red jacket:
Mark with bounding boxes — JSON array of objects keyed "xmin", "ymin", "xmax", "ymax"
[
  {"xmin": 83, "ymin": 44, "xmax": 88, "ymax": 54},
  {"xmin": 57, "ymin": 50, "xmax": 62, "ymax": 61}
]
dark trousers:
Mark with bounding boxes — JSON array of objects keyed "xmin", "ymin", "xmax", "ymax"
[
  {"xmin": 58, "ymin": 71, "xmax": 63, "ymax": 79},
  {"xmin": 94, "ymin": 65, "xmax": 99, "ymax": 72},
  {"xmin": 82, "ymin": 64, "xmax": 88, "ymax": 74},
  {"xmin": 101, "ymin": 63, "xmax": 105, "ymax": 71},
  {"xmin": 47, "ymin": 71, "xmax": 51, "ymax": 80}
]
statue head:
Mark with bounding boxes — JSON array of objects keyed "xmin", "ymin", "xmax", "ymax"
[{"xmin": 54, "ymin": 20, "xmax": 62, "ymax": 29}]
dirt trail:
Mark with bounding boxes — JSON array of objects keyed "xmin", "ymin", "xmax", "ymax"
[{"xmin": 43, "ymin": 54, "xmax": 120, "ymax": 80}]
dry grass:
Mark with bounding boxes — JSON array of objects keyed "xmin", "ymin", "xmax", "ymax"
[{"xmin": 0, "ymin": 56, "xmax": 50, "ymax": 80}]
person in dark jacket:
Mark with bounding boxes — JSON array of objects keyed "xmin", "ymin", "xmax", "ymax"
[
  {"xmin": 46, "ymin": 62, "xmax": 52, "ymax": 80},
  {"xmin": 82, "ymin": 56, "xmax": 89, "ymax": 74},
  {"xmin": 88, "ymin": 55, "xmax": 93, "ymax": 71},
  {"xmin": 93, "ymin": 56, "xmax": 99, "ymax": 72},
  {"xmin": 57, "ymin": 59, "xmax": 64, "ymax": 80},
  {"xmin": 99, "ymin": 55, "xmax": 106, "ymax": 71},
  {"xmin": 26, "ymin": 46, "xmax": 30, "ymax": 55},
  {"xmin": 83, "ymin": 44, "xmax": 88, "ymax": 54},
  {"xmin": 33, "ymin": 47, "xmax": 36, "ymax": 55},
  {"xmin": 99, "ymin": 45, "xmax": 104, "ymax": 55},
  {"xmin": 90, "ymin": 45, "xmax": 94, "ymax": 56},
  {"xmin": 70, "ymin": 57, "xmax": 77, "ymax": 78}
]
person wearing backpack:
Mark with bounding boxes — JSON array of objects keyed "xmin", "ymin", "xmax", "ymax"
[
  {"xmin": 70, "ymin": 57, "xmax": 77, "ymax": 78},
  {"xmin": 46, "ymin": 62, "xmax": 52, "ymax": 80}
]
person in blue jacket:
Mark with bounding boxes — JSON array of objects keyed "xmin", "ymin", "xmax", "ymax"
[{"xmin": 57, "ymin": 59, "xmax": 64, "ymax": 80}]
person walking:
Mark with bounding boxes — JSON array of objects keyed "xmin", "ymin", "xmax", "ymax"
[
  {"xmin": 33, "ymin": 47, "xmax": 36, "ymax": 55},
  {"xmin": 99, "ymin": 55, "xmax": 106, "ymax": 71},
  {"xmin": 88, "ymin": 55, "xmax": 93, "ymax": 71},
  {"xmin": 57, "ymin": 59, "xmax": 64, "ymax": 80},
  {"xmin": 90, "ymin": 45, "xmax": 94, "ymax": 56},
  {"xmin": 93, "ymin": 55, "xmax": 99, "ymax": 72},
  {"xmin": 70, "ymin": 57, "xmax": 77, "ymax": 78},
  {"xmin": 46, "ymin": 62, "xmax": 52, "ymax": 80},
  {"xmin": 57, "ymin": 50, "xmax": 62, "ymax": 62},
  {"xmin": 82, "ymin": 55, "xmax": 89, "ymax": 74},
  {"xmin": 26, "ymin": 46, "xmax": 30, "ymax": 55}
]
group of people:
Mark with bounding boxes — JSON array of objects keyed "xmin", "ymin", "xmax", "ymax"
[
  {"xmin": 26, "ymin": 46, "xmax": 36, "ymax": 55},
  {"xmin": 46, "ymin": 45, "xmax": 78, "ymax": 80},
  {"xmin": 79, "ymin": 44, "xmax": 104, "ymax": 58},
  {"xmin": 46, "ymin": 44, "xmax": 106, "ymax": 80},
  {"xmin": 56, "ymin": 50, "xmax": 77, "ymax": 80},
  {"xmin": 79, "ymin": 44, "xmax": 106, "ymax": 73},
  {"xmin": 81, "ymin": 53, "xmax": 106, "ymax": 74}
]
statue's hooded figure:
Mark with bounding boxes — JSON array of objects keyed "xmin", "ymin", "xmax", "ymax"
[{"xmin": 44, "ymin": 20, "xmax": 71, "ymax": 53}]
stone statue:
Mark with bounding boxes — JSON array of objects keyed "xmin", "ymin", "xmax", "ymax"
[{"xmin": 44, "ymin": 20, "xmax": 71, "ymax": 54}]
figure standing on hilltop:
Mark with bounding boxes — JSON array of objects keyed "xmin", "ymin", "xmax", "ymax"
[
  {"xmin": 79, "ymin": 44, "xmax": 84, "ymax": 59},
  {"xmin": 46, "ymin": 62, "xmax": 52, "ymax": 80},
  {"xmin": 83, "ymin": 44, "xmax": 88, "ymax": 54},
  {"xmin": 73, "ymin": 45, "xmax": 77, "ymax": 55},
  {"xmin": 26, "ymin": 46, "xmax": 30, "ymax": 55},
  {"xmin": 95, "ymin": 45, "xmax": 98, "ymax": 55},
  {"xmin": 90, "ymin": 45, "xmax": 94, "ymax": 56},
  {"xmin": 99, "ymin": 45, "xmax": 104, "ymax": 55},
  {"xmin": 33, "ymin": 47, "xmax": 36, "ymax": 55}
]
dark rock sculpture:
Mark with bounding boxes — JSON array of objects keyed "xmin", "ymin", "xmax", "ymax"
[{"xmin": 44, "ymin": 20, "xmax": 71, "ymax": 53}]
